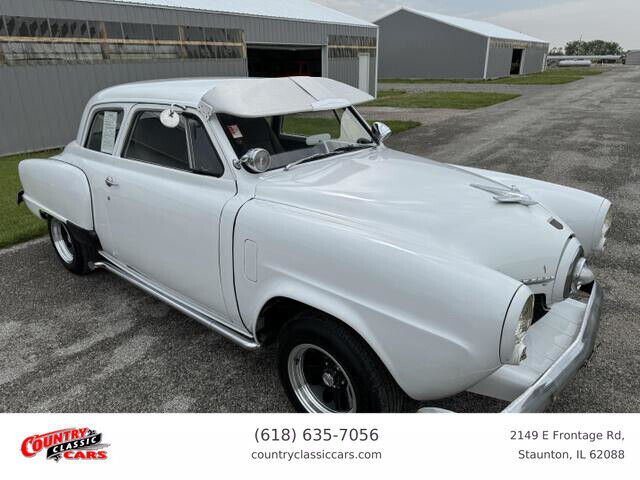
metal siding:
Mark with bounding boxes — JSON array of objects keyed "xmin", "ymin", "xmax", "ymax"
[
  {"xmin": 0, "ymin": 67, "xmax": 26, "ymax": 153},
  {"xmin": 1, "ymin": 60, "xmax": 247, "ymax": 155},
  {"xmin": 0, "ymin": 0, "xmax": 376, "ymax": 154},
  {"xmin": 486, "ymin": 45, "xmax": 513, "ymax": 79},
  {"xmin": 369, "ymin": 55, "xmax": 376, "ymax": 94},
  {"xmin": 1, "ymin": 0, "xmax": 375, "ymax": 44},
  {"xmin": 627, "ymin": 50, "xmax": 640, "ymax": 65},
  {"xmin": 376, "ymin": 9, "xmax": 487, "ymax": 79},
  {"xmin": 521, "ymin": 46, "xmax": 547, "ymax": 75},
  {"xmin": 328, "ymin": 57, "xmax": 358, "ymax": 87},
  {"xmin": 487, "ymin": 44, "xmax": 548, "ymax": 78}
]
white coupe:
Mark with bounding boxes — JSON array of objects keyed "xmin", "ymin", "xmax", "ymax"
[{"xmin": 18, "ymin": 77, "xmax": 612, "ymax": 413}]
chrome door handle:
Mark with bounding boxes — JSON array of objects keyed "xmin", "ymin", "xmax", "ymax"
[{"xmin": 105, "ymin": 176, "xmax": 119, "ymax": 187}]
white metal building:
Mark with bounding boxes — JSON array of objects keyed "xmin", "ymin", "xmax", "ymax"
[
  {"xmin": 376, "ymin": 7, "xmax": 549, "ymax": 80},
  {"xmin": 0, "ymin": 0, "xmax": 378, "ymax": 155},
  {"xmin": 627, "ymin": 50, "xmax": 640, "ymax": 65}
]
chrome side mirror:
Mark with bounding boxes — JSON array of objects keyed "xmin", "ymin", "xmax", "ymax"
[
  {"xmin": 372, "ymin": 122, "xmax": 392, "ymax": 142},
  {"xmin": 160, "ymin": 105, "xmax": 183, "ymax": 128},
  {"xmin": 233, "ymin": 148, "xmax": 271, "ymax": 173}
]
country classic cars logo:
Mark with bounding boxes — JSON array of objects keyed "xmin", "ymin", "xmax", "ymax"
[{"xmin": 21, "ymin": 427, "xmax": 109, "ymax": 461}]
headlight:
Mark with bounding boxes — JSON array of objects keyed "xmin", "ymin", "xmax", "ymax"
[
  {"xmin": 500, "ymin": 288, "xmax": 534, "ymax": 365},
  {"xmin": 593, "ymin": 202, "xmax": 613, "ymax": 255},
  {"xmin": 512, "ymin": 295, "xmax": 534, "ymax": 363}
]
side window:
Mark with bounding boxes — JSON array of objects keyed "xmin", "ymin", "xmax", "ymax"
[
  {"xmin": 185, "ymin": 115, "xmax": 224, "ymax": 176},
  {"xmin": 123, "ymin": 111, "xmax": 190, "ymax": 170},
  {"xmin": 85, "ymin": 109, "xmax": 124, "ymax": 154}
]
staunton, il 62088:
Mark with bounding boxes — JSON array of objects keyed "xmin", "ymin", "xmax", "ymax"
[{"xmin": 17, "ymin": 77, "xmax": 612, "ymax": 413}]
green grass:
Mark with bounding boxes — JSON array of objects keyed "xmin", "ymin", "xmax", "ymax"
[
  {"xmin": 365, "ymin": 91, "xmax": 520, "ymax": 109},
  {"xmin": 0, "ymin": 149, "xmax": 62, "ymax": 249},
  {"xmin": 283, "ymin": 116, "xmax": 421, "ymax": 138},
  {"xmin": 377, "ymin": 89, "xmax": 407, "ymax": 98},
  {"xmin": 379, "ymin": 67, "xmax": 606, "ymax": 85},
  {"xmin": 380, "ymin": 78, "xmax": 486, "ymax": 84}
]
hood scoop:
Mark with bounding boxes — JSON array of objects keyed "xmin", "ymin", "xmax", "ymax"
[{"xmin": 470, "ymin": 183, "xmax": 538, "ymax": 206}]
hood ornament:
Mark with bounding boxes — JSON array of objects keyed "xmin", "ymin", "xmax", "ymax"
[
  {"xmin": 470, "ymin": 183, "xmax": 538, "ymax": 206},
  {"xmin": 521, "ymin": 275, "xmax": 555, "ymax": 285}
]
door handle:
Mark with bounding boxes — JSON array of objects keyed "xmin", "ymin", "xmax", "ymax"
[{"xmin": 105, "ymin": 176, "xmax": 119, "ymax": 187}]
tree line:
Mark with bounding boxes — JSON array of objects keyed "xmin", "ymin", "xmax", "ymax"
[{"xmin": 549, "ymin": 40, "xmax": 624, "ymax": 56}]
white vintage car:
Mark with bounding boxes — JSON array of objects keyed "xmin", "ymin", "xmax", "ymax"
[{"xmin": 18, "ymin": 77, "xmax": 611, "ymax": 413}]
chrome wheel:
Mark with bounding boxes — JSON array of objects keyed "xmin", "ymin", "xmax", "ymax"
[
  {"xmin": 288, "ymin": 344, "xmax": 357, "ymax": 413},
  {"xmin": 50, "ymin": 219, "xmax": 75, "ymax": 264}
]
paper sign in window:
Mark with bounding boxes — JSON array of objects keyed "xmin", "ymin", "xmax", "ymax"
[
  {"xmin": 100, "ymin": 111, "xmax": 119, "ymax": 154},
  {"xmin": 227, "ymin": 125, "xmax": 243, "ymax": 139}
]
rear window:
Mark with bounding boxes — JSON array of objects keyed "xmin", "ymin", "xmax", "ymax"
[{"xmin": 85, "ymin": 109, "xmax": 124, "ymax": 154}]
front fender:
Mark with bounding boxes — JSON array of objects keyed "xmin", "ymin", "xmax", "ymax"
[
  {"xmin": 456, "ymin": 165, "xmax": 610, "ymax": 256},
  {"xmin": 234, "ymin": 200, "xmax": 523, "ymax": 401}
]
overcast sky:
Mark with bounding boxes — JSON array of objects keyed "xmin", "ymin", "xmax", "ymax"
[{"xmin": 315, "ymin": 0, "xmax": 639, "ymax": 49}]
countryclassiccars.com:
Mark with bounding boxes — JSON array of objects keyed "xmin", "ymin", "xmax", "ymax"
[{"xmin": 17, "ymin": 76, "xmax": 612, "ymax": 413}]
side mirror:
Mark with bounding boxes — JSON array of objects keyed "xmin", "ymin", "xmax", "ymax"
[
  {"xmin": 372, "ymin": 122, "xmax": 392, "ymax": 142},
  {"xmin": 233, "ymin": 148, "xmax": 271, "ymax": 173},
  {"xmin": 160, "ymin": 108, "xmax": 181, "ymax": 128}
]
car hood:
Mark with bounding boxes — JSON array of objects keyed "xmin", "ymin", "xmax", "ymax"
[{"xmin": 254, "ymin": 147, "xmax": 570, "ymax": 285}]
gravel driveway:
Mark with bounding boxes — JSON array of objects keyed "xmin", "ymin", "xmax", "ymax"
[{"xmin": 1, "ymin": 67, "xmax": 638, "ymax": 413}]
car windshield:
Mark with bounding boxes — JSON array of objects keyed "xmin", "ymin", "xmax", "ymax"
[{"xmin": 218, "ymin": 107, "xmax": 375, "ymax": 172}]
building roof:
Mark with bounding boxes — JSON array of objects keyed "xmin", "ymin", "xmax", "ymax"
[
  {"xmin": 375, "ymin": 7, "xmax": 547, "ymax": 44},
  {"xmin": 90, "ymin": 77, "xmax": 373, "ymax": 117},
  {"xmin": 92, "ymin": 0, "xmax": 374, "ymax": 27}
]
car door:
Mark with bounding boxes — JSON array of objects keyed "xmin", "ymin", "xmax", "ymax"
[
  {"xmin": 104, "ymin": 105, "xmax": 237, "ymax": 322},
  {"xmin": 77, "ymin": 104, "xmax": 130, "ymax": 254}
]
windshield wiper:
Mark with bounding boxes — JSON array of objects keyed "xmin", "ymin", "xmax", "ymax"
[{"xmin": 284, "ymin": 144, "xmax": 375, "ymax": 171}]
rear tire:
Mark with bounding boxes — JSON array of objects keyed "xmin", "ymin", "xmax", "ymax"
[
  {"xmin": 277, "ymin": 311, "xmax": 412, "ymax": 413},
  {"xmin": 48, "ymin": 217, "xmax": 95, "ymax": 275}
]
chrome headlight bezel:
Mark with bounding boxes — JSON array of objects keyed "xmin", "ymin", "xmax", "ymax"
[
  {"xmin": 570, "ymin": 257, "xmax": 595, "ymax": 293},
  {"xmin": 552, "ymin": 238, "xmax": 582, "ymax": 302},
  {"xmin": 602, "ymin": 207, "xmax": 613, "ymax": 237},
  {"xmin": 592, "ymin": 200, "xmax": 612, "ymax": 255},
  {"xmin": 500, "ymin": 288, "xmax": 535, "ymax": 365}
]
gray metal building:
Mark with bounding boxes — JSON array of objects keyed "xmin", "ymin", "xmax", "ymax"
[
  {"xmin": 376, "ymin": 7, "xmax": 548, "ymax": 80},
  {"xmin": 627, "ymin": 50, "xmax": 640, "ymax": 65},
  {"xmin": 0, "ymin": 0, "xmax": 378, "ymax": 155}
]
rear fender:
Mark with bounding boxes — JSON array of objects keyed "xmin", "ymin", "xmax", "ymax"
[{"xmin": 18, "ymin": 158, "xmax": 94, "ymax": 230}]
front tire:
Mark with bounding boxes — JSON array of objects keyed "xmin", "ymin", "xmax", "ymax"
[
  {"xmin": 277, "ymin": 311, "xmax": 411, "ymax": 413},
  {"xmin": 48, "ymin": 217, "xmax": 94, "ymax": 275}
]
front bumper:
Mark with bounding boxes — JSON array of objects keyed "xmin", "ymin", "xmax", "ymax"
[
  {"xmin": 501, "ymin": 282, "xmax": 602, "ymax": 412},
  {"xmin": 421, "ymin": 283, "xmax": 602, "ymax": 413}
]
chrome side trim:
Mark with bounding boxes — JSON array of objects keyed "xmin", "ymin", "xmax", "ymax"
[
  {"xmin": 521, "ymin": 276, "xmax": 555, "ymax": 286},
  {"xmin": 502, "ymin": 282, "xmax": 602, "ymax": 412},
  {"xmin": 92, "ymin": 256, "xmax": 260, "ymax": 350}
]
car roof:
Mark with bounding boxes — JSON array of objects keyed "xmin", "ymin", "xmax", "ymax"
[
  {"xmin": 88, "ymin": 77, "xmax": 374, "ymax": 118},
  {"xmin": 89, "ymin": 77, "xmax": 245, "ymax": 107}
]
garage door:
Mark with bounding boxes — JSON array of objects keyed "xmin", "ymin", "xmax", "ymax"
[{"xmin": 247, "ymin": 46, "xmax": 322, "ymax": 78}]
